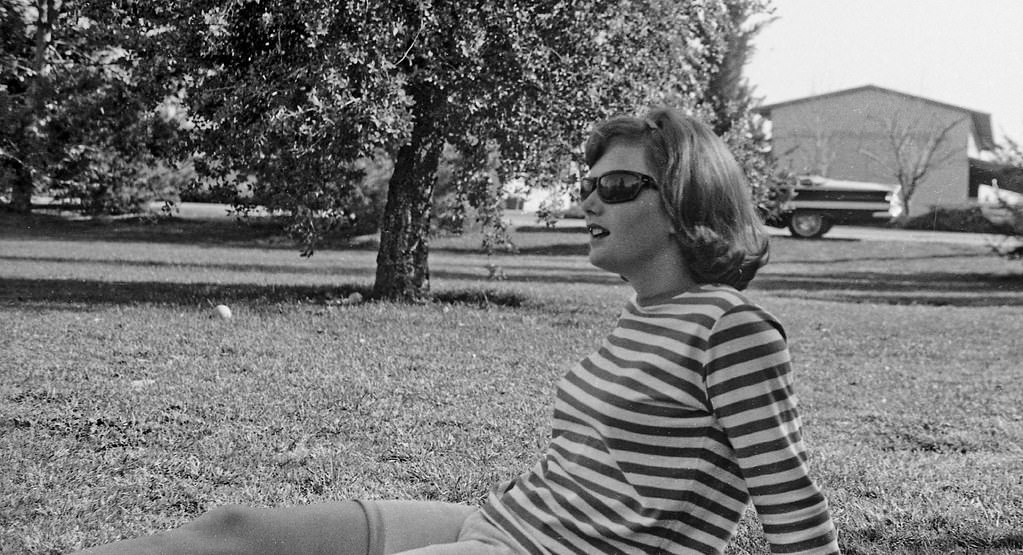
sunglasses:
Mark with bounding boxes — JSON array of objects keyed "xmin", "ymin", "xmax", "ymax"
[{"xmin": 580, "ymin": 170, "xmax": 659, "ymax": 204}]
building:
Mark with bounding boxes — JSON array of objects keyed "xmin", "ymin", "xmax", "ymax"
[{"xmin": 754, "ymin": 85, "xmax": 997, "ymax": 217}]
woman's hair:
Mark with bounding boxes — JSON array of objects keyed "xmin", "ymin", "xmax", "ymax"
[{"xmin": 583, "ymin": 107, "xmax": 769, "ymax": 290}]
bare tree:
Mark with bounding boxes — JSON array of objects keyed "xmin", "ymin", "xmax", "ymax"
[
  {"xmin": 804, "ymin": 112, "xmax": 839, "ymax": 177},
  {"xmin": 859, "ymin": 111, "xmax": 965, "ymax": 221},
  {"xmin": 777, "ymin": 103, "xmax": 839, "ymax": 177}
]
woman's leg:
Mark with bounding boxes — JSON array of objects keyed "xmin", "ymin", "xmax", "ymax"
[
  {"xmin": 390, "ymin": 509, "xmax": 520, "ymax": 555},
  {"xmin": 71, "ymin": 501, "xmax": 371, "ymax": 555},
  {"xmin": 361, "ymin": 500, "xmax": 478, "ymax": 555}
]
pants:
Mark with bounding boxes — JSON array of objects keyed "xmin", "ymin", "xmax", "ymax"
[
  {"xmin": 357, "ymin": 500, "xmax": 521, "ymax": 555},
  {"xmin": 71, "ymin": 499, "xmax": 523, "ymax": 555}
]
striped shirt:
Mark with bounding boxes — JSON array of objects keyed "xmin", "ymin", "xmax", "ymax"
[{"xmin": 482, "ymin": 285, "xmax": 839, "ymax": 554}]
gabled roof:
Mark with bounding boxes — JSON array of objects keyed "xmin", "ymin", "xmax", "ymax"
[{"xmin": 753, "ymin": 84, "xmax": 995, "ymax": 150}]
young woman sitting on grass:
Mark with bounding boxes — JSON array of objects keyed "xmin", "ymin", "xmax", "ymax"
[{"xmin": 73, "ymin": 108, "xmax": 839, "ymax": 554}]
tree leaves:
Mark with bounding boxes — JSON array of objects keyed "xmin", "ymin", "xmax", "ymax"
[{"xmin": 2, "ymin": 0, "xmax": 775, "ymax": 300}]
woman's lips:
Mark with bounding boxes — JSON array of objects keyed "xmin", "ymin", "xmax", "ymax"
[{"xmin": 587, "ymin": 224, "xmax": 610, "ymax": 239}]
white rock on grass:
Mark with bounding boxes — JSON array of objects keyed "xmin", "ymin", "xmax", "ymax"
[{"xmin": 214, "ymin": 304, "xmax": 232, "ymax": 320}]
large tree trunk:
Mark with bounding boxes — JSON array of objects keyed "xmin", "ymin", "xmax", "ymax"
[
  {"xmin": 6, "ymin": 160, "xmax": 33, "ymax": 213},
  {"xmin": 6, "ymin": 0, "xmax": 59, "ymax": 215},
  {"xmin": 373, "ymin": 84, "xmax": 444, "ymax": 301}
]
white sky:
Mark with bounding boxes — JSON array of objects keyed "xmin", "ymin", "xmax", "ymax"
[{"xmin": 745, "ymin": 0, "xmax": 1023, "ymax": 144}]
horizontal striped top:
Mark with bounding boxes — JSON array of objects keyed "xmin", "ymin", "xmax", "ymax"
[{"xmin": 482, "ymin": 285, "xmax": 838, "ymax": 554}]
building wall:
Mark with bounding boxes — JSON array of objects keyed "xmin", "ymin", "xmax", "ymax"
[{"xmin": 768, "ymin": 88, "xmax": 972, "ymax": 216}]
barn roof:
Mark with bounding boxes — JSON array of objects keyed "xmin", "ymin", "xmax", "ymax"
[{"xmin": 753, "ymin": 84, "xmax": 995, "ymax": 150}]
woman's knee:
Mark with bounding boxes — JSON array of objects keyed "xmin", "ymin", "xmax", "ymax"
[
  {"xmin": 71, "ymin": 505, "xmax": 260, "ymax": 555},
  {"xmin": 182, "ymin": 504, "xmax": 260, "ymax": 543},
  {"xmin": 182, "ymin": 502, "xmax": 371, "ymax": 555}
]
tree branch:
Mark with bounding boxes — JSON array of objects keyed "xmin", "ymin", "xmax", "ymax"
[{"xmin": 910, "ymin": 116, "xmax": 965, "ymax": 183}]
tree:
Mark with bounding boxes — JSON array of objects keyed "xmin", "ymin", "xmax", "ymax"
[
  {"xmin": 985, "ymin": 136, "xmax": 1023, "ymax": 258},
  {"xmin": 859, "ymin": 111, "xmax": 965, "ymax": 221},
  {"xmin": 1, "ymin": 0, "xmax": 56, "ymax": 213},
  {"xmin": 993, "ymin": 135, "xmax": 1023, "ymax": 167},
  {"xmin": 175, "ymin": 0, "xmax": 766, "ymax": 301},
  {"xmin": 705, "ymin": 0, "xmax": 771, "ymax": 138},
  {"xmin": 701, "ymin": 0, "xmax": 780, "ymax": 223},
  {"xmin": 1, "ymin": 0, "xmax": 185, "ymax": 215}
]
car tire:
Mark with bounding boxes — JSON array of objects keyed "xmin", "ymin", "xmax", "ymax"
[{"xmin": 788, "ymin": 212, "xmax": 830, "ymax": 238}]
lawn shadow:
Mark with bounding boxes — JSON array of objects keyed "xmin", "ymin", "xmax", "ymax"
[
  {"xmin": 0, "ymin": 254, "xmax": 616, "ymax": 287},
  {"xmin": 432, "ymin": 267, "xmax": 620, "ymax": 286},
  {"xmin": 753, "ymin": 271, "xmax": 1023, "ymax": 306},
  {"xmin": 0, "ymin": 277, "xmax": 538, "ymax": 309},
  {"xmin": 511, "ymin": 243, "xmax": 589, "ymax": 256},
  {"xmin": 430, "ymin": 242, "xmax": 589, "ymax": 256},
  {"xmin": 4, "ymin": 212, "xmax": 595, "ymax": 256},
  {"xmin": 514, "ymin": 224, "xmax": 588, "ymax": 233},
  {"xmin": 0, "ymin": 277, "xmax": 372, "ymax": 307},
  {"xmin": 0, "ymin": 211, "xmax": 377, "ymax": 251},
  {"xmin": 0, "ymin": 254, "xmax": 378, "ymax": 278}
]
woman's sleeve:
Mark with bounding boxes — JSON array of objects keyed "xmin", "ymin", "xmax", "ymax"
[{"xmin": 704, "ymin": 305, "xmax": 840, "ymax": 554}]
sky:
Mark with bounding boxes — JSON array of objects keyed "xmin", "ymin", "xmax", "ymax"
[{"xmin": 745, "ymin": 0, "xmax": 1023, "ymax": 144}]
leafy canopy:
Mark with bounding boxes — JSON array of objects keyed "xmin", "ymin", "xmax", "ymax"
[{"xmin": 174, "ymin": 1, "xmax": 762, "ymax": 251}]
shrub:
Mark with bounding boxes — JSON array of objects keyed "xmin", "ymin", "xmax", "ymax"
[
  {"xmin": 49, "ymin": 150, "xmax": 187, "ymax": 215},
  {"xmin": 902, "ymin": 205, "xmax": 1012, "ymax": 234}
]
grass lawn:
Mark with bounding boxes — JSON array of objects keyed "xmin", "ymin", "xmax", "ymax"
[{"xmin": 2, "ymin": 213, "xmax": 1022, "ymax": 554}]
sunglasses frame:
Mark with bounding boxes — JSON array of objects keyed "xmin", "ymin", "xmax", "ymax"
[{"xmin": 580, "ymin": 170, "xmax": 659, "ymax": 204}]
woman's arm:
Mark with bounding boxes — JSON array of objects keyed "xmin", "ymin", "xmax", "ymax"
[{"xmin": 705, "ymin": 305, "xmax": 840, "ymax": 554}]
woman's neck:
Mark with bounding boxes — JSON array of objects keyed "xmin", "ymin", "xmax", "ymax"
[{"xmin": 627, "ymin": 250, "xmax": 699, "ymax": 306}]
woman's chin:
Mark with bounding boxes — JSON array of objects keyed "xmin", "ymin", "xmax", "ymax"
[{"xmin": 587, "ymin": 248, "xmax": 617, "ymax": 275}]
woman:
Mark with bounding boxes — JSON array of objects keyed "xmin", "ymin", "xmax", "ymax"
[{"xmin": 74, "ymin": 108, "xmax": 839, "ymax": 554}]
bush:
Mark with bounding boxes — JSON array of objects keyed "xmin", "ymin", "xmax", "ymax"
[
  {"xmin": 902, "ymin": 205, "xmax": 1013, "ymax": 234},
  {"xmin": 179, "ymin": 178, "xmax": 243, "ymax": 205},
  {"xmin": 50, "ymin": 150, "xmax": 187, "ymax": 215}
]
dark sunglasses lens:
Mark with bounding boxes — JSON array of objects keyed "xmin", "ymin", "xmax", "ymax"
[{"xmin": 600, "ymin": 172, "xmax": 643, "ymax": 203}]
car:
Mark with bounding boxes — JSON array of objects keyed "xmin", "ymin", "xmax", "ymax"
[{"xmin": 763, "ymin": 176, "xmax": 897, "ymax": 238}]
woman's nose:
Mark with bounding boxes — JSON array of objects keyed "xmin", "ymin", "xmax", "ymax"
[{"xmin": 581, "ymin": 187, "xmax": 601, "ymax": 214}]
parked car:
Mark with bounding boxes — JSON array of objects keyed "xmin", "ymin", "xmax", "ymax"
[{"xmin": 763, "ymin": 176, "xmax": 897, "ymax": 238}]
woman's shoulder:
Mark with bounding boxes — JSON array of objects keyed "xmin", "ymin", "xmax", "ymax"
[{"xmin": 697, "ymin": 285, "xmax": 787, "ymax": 341}]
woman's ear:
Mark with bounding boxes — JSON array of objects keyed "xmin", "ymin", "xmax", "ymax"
[{"xmin": 657, "ymin": 204, "xmax": 680, "ymax": 237}]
